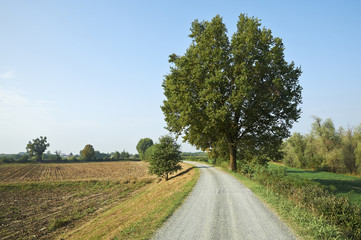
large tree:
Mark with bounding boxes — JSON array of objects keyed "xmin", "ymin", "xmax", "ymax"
[
  {"xmin": 162, "ymin": 14, "xmax": 302, "ymax": 171},
  {"xmin": 26, "ymin": 136, "xmax": 50, "ymax": 162}
]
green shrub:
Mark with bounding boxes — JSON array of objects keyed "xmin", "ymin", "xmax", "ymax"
[
  {"xmin": 148, "ymin": 135, "xmax": 182, "ymax": 180},
  {"xmin": 144, "ymin": 145, "xmax": 156, "ymax": 162}
]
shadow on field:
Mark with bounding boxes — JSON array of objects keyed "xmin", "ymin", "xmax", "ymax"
[
  {"xmin": 286, "ymin": 170, "xmax": 361, "ymax": 196},
  {"xmin": 287, "ymin": 170, "xmax": 315, "ymax": 174},
  {"xmin": 314, "ymin": 179, "xmax": 361, "ymax": 194},
  {"xmin": 169, "ymin": 167, "xmax": 196, "ymax": 180}
]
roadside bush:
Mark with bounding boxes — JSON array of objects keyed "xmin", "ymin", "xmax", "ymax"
[
  {"xmin": 252, "ymin": 166, "xmax": 361, "ymax": 239},
  {"xmin": 237, "ymin": 162, "xmax": 256, "ymax": 177}
]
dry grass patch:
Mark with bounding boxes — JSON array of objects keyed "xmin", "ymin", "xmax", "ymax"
[{"xmin": 59, "ymin": 163, "xmax": 199, "ymax": 240}]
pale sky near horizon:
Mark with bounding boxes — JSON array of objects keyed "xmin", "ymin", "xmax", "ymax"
[{"xmin": 1, "ymin": 0, "xmax": 361, "ymax": 154}]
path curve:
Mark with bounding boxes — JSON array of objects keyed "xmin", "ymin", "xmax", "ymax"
[{"xmin": 152, "ymin": 161, "xmax": 296, "ymax": 240}]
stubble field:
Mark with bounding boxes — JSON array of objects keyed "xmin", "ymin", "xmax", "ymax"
[
  {"xmin": 0, "ymin": 161, "xmax": 149, "ymax": 183},
  {"xmin": 0, "ymin": 161, "xmax": 156, "ymax": 240}
]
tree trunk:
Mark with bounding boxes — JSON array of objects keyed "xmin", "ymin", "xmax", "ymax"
[
  {"xmin": 165, "ymin": 173, "xmax": 168, "ymax": 181},
  {"xmin": 229, "ymin": 144, "xmax": 237, "ymax": 172},
  {"xmin": 36, "ymin": 154, "xmax": 42, "ymax": 163}
]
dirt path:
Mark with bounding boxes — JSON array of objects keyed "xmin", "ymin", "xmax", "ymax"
[{"xmin": 152, "ymin": 162, "xmax": 296, "ymax": 240}]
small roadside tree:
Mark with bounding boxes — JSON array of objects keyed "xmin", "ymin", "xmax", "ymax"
[
  {"xmin": 26, "ymin": 136, "xmax": 50, "ymax": 162},
  {"xmin": 136, "ymin": 138, "xmax": 154, "ymax": 160},
  {"xmin": 148, "ymin": 135, "xmax": 182, "ymax": 180},
  {"xmin": 81, "ymin": 144, "xmax": 95, "ymax": 161}
]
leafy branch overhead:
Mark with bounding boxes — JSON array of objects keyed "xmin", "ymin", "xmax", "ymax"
[{"xmin": 162, "ymin": 14, "xmax": 302, "ymax": 171}]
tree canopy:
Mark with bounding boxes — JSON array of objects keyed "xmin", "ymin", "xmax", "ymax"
[
  {"xmin": 144, "ymin": 145, "xmax": 156, "ymax": 162},
  {"xmin": 148, "ymin": 135, "xmax": 182, "ymax": 180},
  {"xmin": 136, "ymin": 138, "xmax": 154, "ymax": 160},
  {"xmin": 162, "ymin": 14, "xmax": 302, "ymax": 171},
  {"xmin": 120, "ymin": 150, "xmax": 130, "ymax": 159},
  {"xmin": 81, "ymin": 144, "xmax": 95, "ymax": 161},
  {"xmin": 26, "ymin": 136, "xmax": 50, "ymax": 162},
  {"xmin": 111, "ymin": 151, "xmax": 121, "ymax": 160}
]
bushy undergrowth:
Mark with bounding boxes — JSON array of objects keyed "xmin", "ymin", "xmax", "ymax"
[
  {"xmin": 252, "ymin": 166, "xmax": 361, "ymax": 239},
  {"xmin": 282, "ymin": 117, "xmax": 361, "ymax": 174}
]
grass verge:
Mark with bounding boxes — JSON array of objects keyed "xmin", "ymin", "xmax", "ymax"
[
  {"xmin": 181, "ymin": 160, "xmax": 358, "ymax": 239},
  {"xmin": 226, "ymin": 170, "xmax": 346, "ymax": 240},
  {"xmin": 58, "ymin": 163, "xmax": 200, "ymax": 240}
]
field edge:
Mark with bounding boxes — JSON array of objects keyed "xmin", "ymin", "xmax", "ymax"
[{"xmin": 58, "ymin": 163, "xmax": 200, "ymax": 240}]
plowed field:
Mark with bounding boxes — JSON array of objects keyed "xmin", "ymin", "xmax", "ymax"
[
  {"xmin": 0, "ymin": 161, "xmax": 156, "ymax": 240},
  {"xmin": 0, "ymin": 161, "xmax": 149, "ymax": 183}
]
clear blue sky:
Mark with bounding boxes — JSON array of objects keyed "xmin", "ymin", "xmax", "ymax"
[{"xmin": 1, "ymin": 0, "xmax": 360, "ymax": 154}]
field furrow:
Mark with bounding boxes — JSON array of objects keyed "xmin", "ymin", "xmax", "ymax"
[
  {"xmin": 22, "ymin": 165, "xmax": 39, "ymax": 180},
  {"xmin": 0, "ymin": 161, "xmax": 150, "ymax": 183},
  {"xmin": 2, "ymin": 166, "xmax": 28, "ymax": 181},
  {"xmin": 0, "ymin": 161, "xmax": 155, "ymax": 240}
]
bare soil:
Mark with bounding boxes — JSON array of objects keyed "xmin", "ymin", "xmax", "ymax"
[
  {"xmin": 0, "ymin": 161, "xmax": 150, "ymax": 183},
  {"xmin": 0, "ymin": 161, "xmax": 155, "ymax": 240},
  {"xmin": 0, "ymin": 161, "xmax": 149, "ymax": 183}
]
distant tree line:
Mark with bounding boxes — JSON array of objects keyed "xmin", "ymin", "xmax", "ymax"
[
  {"xmin": 282, "ymin": 117, "xmax": 361, "ymax": 174},
  {"xmin": 0, "ymin": 136, "xmax": 133, "ymax": 164}
]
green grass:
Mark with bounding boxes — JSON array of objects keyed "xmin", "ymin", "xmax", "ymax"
[
  {"xmin": 224, "ymin": 169, "xmax": 347, "ymax": 240},
  {"xmin": 269, "ymin": 164, "xmax": 361, "ymax": 205}
]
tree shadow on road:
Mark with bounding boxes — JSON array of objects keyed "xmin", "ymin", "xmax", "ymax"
[{"xmin": 196, "ymin": 165, "xmax": 213, "ymax": 168}]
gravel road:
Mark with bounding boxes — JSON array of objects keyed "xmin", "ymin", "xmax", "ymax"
[{"xmin": 152, "ymin": 161, "xmax": 297, "ymax": 240}]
